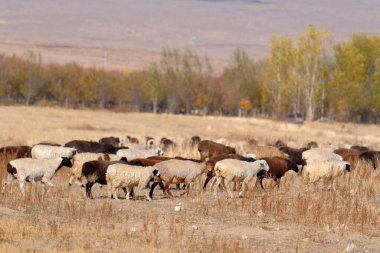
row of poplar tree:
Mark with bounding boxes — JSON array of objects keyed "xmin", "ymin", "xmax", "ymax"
[{"xmin": 1, "ymin": 25, "xmax": 380, "ymax": 123}]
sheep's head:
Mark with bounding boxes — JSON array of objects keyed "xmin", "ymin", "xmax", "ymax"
[
  {"xmin": 152, "ymin": 169, "xmax": 161, "ymax": 183},
  {"xmin": 156, "ymin": 148, "xmax": 164, "ymax": 156},
  {"xmin": 259, "ymin": 160, "xmax": 270, "ymax": 172},
  {"xmin": 344, "ymin": 162, "xmax": 351, "ymax": 172},
  {"xmin": 60, "ymin": 157, "xmax": 73, "ymax": 169},
  {"xmin": 290, "ymin": 162, "xmax": 299, "ymax": 173}
]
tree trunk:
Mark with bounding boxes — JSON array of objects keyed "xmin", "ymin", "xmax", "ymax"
[{"xmin": 153, "ymin": 98, "xmax": 158, "ymax": 114}]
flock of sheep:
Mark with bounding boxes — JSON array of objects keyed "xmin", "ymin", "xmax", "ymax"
[{"xmin": 0, "ymin": 135, "xmax": 379, "ymax": 200}]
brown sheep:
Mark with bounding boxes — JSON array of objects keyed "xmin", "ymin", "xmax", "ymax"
[
  {"xmin": 279, "ymin": 146, "xmax": 308, "ymax": 166},
  {"xmin": 256, "ymin": 157, "xmax": 299, "ymax": 189},
  {"xmin": 0, "ymin": 146, "xmax": 32, "ymax": 177},
  {"xmin": 351, "ymin": 145, "xmax": 370, "ymax": 152},
  {"xmin": 197, "ymin": 140, "xmax": 236, "ymax": 161},
  {"xmin": 65, "ymin": 140, "xmax": 118, "ymax": 154},
  {"xmin": 334, "ymin": 148, "xmax": 361, "ymax": 168},
  {"xmin": 358, "ymin": 151, "xmax": 379, "ymax": 170},
  {"xmin": 99, "ymin": 136, "xmax": 120, "ymax": 147},
  {"xmin": 203, "ymin": 154, "xmax": 256, "ymax": 189},
  {"xmin": 245, "ymin": 146, "xmax": 287, "ymax": 159}
]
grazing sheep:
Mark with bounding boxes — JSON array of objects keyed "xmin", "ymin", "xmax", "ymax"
[
  {"xmin": 99, "ymin": 137, "xmax": 120, "ymax": 147},
  {"xmin": 247, "ymin": 146, "xmax": 288, "ymax": 159},
  {"xmin": 197, "ymin": 140, "xmax": 236, "ymax": 161},
  {"xmin": 350, "ymin": 145, "xmax": 370, "ymax": 152},
  {"xmin": 306, "ymin": 141, "xmax": 319, "ymax": 149},
  {"xmin": 302, "ymin": 148, "xmax": 343, "ymax": 163},
  {"xmin": 334, "ymin": 148, "xmax": 362, "ymax": 168},
  {"xmin": 116, "ymin": 148, "xmax": 163, "ymax": 160},
  {"xmin": 145, "ymin": 137, "xmax": 156, "ymax": 149},
  {"xmin": 279, "ymin": 146, "xmax": 308, "ymax": 166},
  {"xmin": 65, "ymin": 140, "xmax": 117, "ymax": 154},
  {"xmin": 302, "ymin": 160, "xmax": 351, "ymax": 189},
  {"xmin": 273, "ymin": 140, "xmax": 287, "ymax": 148},
  {"xmin": 256, "ymin": 157, "xmax": 299, "ymax": 189},
  {"xmin": 358, "ymin": 151, "xmax": 379, "ymax": 170},
  {"xmin": 160, "ymin": 137, "xmax": 176, "ymax": 152},
  {"xmin": 153, "ymin": 159, "xmax": 206, "ymax": 197},
  {"xmin": 31, "ymin": 144, "xmax": 76, "ymax": 159},
  {"xmin": 213, "ymin": 159, "xmax": 269, "ymax": 198},
  {"xmin": 2, "ymin": 157, "xmax": 72, "ymax": 193},
  {"xmin": 68, "ymin": 152, "xmax": 121, "ymax": 186},
  {"xmin": 203, "ymin": 154, "xmax": 256, "ymax": 189},
  {"xmin": 82, "ymin": 158, "xmax": 133, "ymax": 199},
  {"xmin": 106, "ymin": 164, "xmax": 160, "ymax": 201}
]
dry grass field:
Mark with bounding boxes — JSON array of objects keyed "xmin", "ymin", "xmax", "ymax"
[{"xmin": 0, "ymin": 106, "xmax": 379, "ymax": 252}]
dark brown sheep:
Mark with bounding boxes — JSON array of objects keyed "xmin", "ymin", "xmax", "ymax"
[
  {"xmin": 0, "ymin": 146, "xmax": 32, "ymax": 177},
  {"xmin": 197, "ymin": 140, "xmax": 236, "ymax": 161},
  {"xmin": 82, "ymin": 157, "xmax": 138, "ymax": 199},
  {"xmin": 65, "ymin": 140, "xmax": 118, "ymax": 154},
  {"xmin": 203, "ymin": 154, "xmax": 256, "ymax": 189},
  {"xmin": 351, "ymin": 145, "xmax": 370, "ymax": 152},
  {"xmin": 358, "ymin": 151, "xmax": 379, "ymax": 170},
  {"xmin": 99, "ymin": 137, "xmax": 120, "ymax": 147},
  {"xmin": 279, "ymin": 146, "xmax": 308, "ymax": 166},
  {"xmin": 256, "ymin": 157, "xmax": 299, "ymax": 189}
]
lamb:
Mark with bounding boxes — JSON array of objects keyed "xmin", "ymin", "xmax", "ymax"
[
  {"xmin": 2, "ymin": 157, "xmax": 72, "ymax": 193},
  {"xmin": 68, "ymin": 152, "xmax": 121, "ymax": 186},
  {"xmin": 82, "ymin": 158, "xmax": 134, "ymax": 199},
  {"xmin": 302, "ymin": 148, "xmax": 343, "ymax": 163},
  {"xmin": 256, "ymin": 157, "xmax": 299, "ymax": 189},
  {"xmin": 213, "ymin": 159, "xmax": 269, "ymax": 198},
  {"xmin": 31, "ymin": 144, "xmax": 76, "ymax": 159},
  {"xmin": 197, "ymin": 140, "xmax": 236, "ymax": 161},
  {"xmin": 153, "ymin": 159, "xmax": 206, "ymax": 197},
  {"xmin": 302, "ymin": 160, "xmax": 351, "ymax": 189},
  {"xmin": 106, "ymin": 164, "xmax": 160, "ymax": 201},
  {"xmin": 116, "ymin": 148, "xmax": 164, "ymax": 160}
]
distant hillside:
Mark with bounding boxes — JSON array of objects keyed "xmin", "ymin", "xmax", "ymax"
[{"xmin": 0, "ymin": 0, "xmax": 379, "ymax": 70}]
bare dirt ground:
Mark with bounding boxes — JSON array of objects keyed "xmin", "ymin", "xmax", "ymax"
[{"xmin": 0, "ymin": 106, "xmax": 379, "ymax": 252}]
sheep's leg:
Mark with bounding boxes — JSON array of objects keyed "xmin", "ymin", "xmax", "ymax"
[
  {"xmin": 203, "ymin": 174, "xmax": 213, "ymax": 190},
  {"xmin": 143, "ymin": 188, "xmax": 152, "ymax": 201},
  {"xmin": 149, "ymin": 182, "xmax": 159, "ymax": 200},
  {"xmin": 275, "ymin": 178, "xmax": 280, "ymax": 189},
  {"xmin": 213, "ymin": 177, "xmax": 223, "ymax": 196},
  {"xmin": 85, "ymin": 182, "xmax": 94, "ymax": 199},
  {"xmin": 238, "ymin": 182, "xmax": 248, "ymax": 198},
  {"xmin": 226, "ymin": 181, "xmax": 235, "ymax": 198},
  {"xmin": 112, "ymin": 186, "xmax": 119, "ymax": 200},
  {"xmin": 41, "ymin": 182, "xmax": 46, "ymax": 194},
  {"xmin": 209, "ymin": 177, "xmax": 218, "ymax": 191},
  {"xmin": 68, "ymin": 175, "xmax": 74, "ymax": 186},
  {"xmin": 107, "ymin": 183, "xmax": 113, "ymax": 199},
  {"xmin": 19, "ymin": 180, "xmax": 26, "ymax": 194},
  {"xmin": 164, "ymin": 182, "xmax": 174, "ymax": 197},
  {"xmin": 126, "ymin": 187, "xmax": 132, "ymax": 200},
  {"xmin": 2, "ymin": 174, "xmax": 15, "ymax": 193}
]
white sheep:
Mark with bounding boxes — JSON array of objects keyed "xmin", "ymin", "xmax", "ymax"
[
  {"xmin": 2, "ymin": 157, "xmax": 72, "ymax": 193},
  {"xmin": 68, "ymin": 152, "xmax": 121, "ymax": 186},
  {"xmin": 106, "ymin": 164, "xmax": 160, "ymax": 201},
  {"xmin": 154, "ymin": 159, "xmax": 206, "ymax": 197},
  {"xmin": 213, "ymin": 159, "xmax": 269, "ymax": 198},
  {"xmin": 302, "ymin": 160, "xmax": 351, "ymax": 190},
  {"xmin": 31, "ymin": 144, "xmax": 76, "ymax": 159},
  {"xmin": 302, "ymin": 148, "xmax": 343, "ymax": 163},
  {"xmin": 116, "ymin": 148, "xmax": 163, "ymax": 160}
]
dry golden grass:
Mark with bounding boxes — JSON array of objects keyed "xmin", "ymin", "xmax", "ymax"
[{"xmin": 0, "ymin": 105, "xmax": 379, "ymax": 252}]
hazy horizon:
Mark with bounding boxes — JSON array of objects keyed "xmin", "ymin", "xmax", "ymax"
[{"xmin": 0, "ymin": 0, "xmax": 379, "ymax": 69}]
